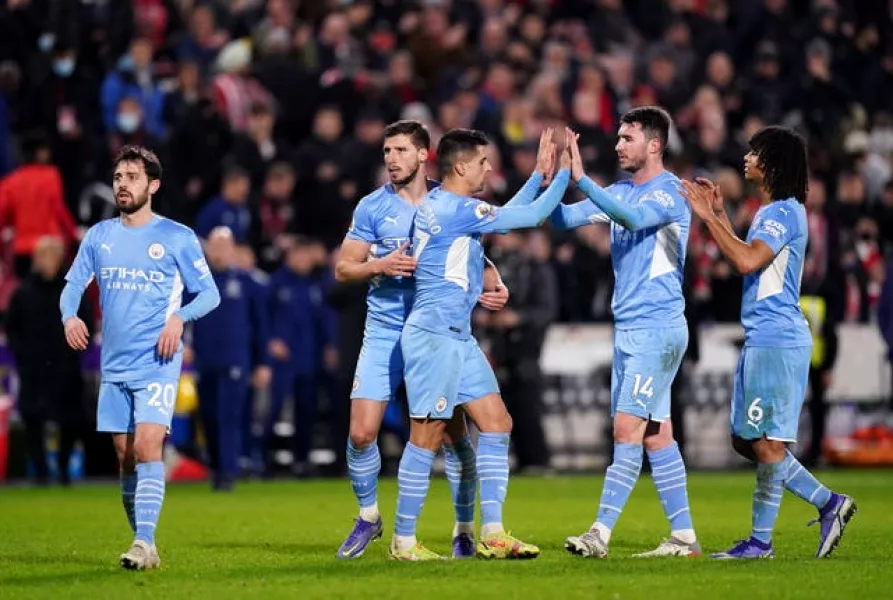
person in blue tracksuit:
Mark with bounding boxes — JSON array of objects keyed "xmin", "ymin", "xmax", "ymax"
[
  {"xmin": 193, "ymin": 227, "xmax": 271, "ymax": 490},
  {"xmin": 265, "ymin": 236, "xmax": 338, "ymax": 477},
  {"xmin": 235, "ymin": 243, "xmax": 271, "ymax": 474},
  {"xmin": 310, "ymin": 240, "xmax": 342, "ymax": 471}
]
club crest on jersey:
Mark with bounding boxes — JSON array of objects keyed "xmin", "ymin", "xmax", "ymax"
[
  {"xmin": 434, "ymin": 397, "xmax": 448, "ymax": 413},
  {"xmin": 225, "ymin": 278, "xmax": 242, "ymax": 298},
  {"xmin": 148, "ymin": 243, "xmax": 165, "ymax": 260}
]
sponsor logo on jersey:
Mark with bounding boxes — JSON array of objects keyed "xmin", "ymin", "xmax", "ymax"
[
  {"xmin": 99, "ymin": 267, "xmax": 165, "ymax": 291},
  {"xmin": 761, "ymin": 219, "xmax": 787, "ymax": 238},
  {"xmin": 644, "ymin": 189, "xmax": 675, "ymax": 208}
]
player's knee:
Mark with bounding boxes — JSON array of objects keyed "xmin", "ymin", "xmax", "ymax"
[
  {"xmin": 349, "ymin": 424, "xmax": 378, "ymax": 449},
  {"xmin": 409, "ymin": 420, "xmax": 446, "ymax": 451},
  {"xmin": 612, "ymin": 418, "xmax": 644, "ymax": 444},
  {"xmin": 752, "ymin": 437, "xmax": 786, "ymax": 463},
  {"xmin": 476, "ymin": 411, "xmax": 512, "ymax": 434},
  {"xmin": 132, "ymin": 437, "xmax": 163, "ymax": 463}
]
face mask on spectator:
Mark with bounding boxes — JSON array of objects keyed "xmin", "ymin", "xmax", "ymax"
[
  {"xmin": 117, "ymin": 112, "xmax": 141, "ymax": 134},
  {"xmin": 53, "ymin": 58, "xmax": 76, "ymax": 78},
  {"xmin": 38, "ymin": 33, "xmax": 55, "ymax": 53}
]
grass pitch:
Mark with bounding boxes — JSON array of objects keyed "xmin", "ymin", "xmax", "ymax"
[{"xmin": 1, "ymin": 470, "xmax": 890, "ymax": 599}]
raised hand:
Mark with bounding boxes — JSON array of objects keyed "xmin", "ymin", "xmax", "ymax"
[
  {"xmin": 535, "ymin": 127, "xmax": 557, "ymax": 184},
  {"xmin": 694, "ymin": 177, "xmax": 725, "ymax": 214},
  {"xmin": 566, "ymin": 127, "xmax": 583, "ymax": 181}
]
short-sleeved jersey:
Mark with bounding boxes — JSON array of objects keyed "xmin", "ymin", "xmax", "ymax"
[
  {"xmin": 406, "ymin": 188, "xmax": 508, "ymax": 340},
  {"xmin": 574, "ymin": 171, "xmax": 690, "ymax": 329},
  {"xmin": 65, "ymin": 215, "xmax": 216, "ymax": 382},
  {"xmin": 741, "ymin": 198, "xmax": 811, "ymax": 347},
  {"xmin": 346, "ymin": 184, "xmax": 419, "ymax": 330}
]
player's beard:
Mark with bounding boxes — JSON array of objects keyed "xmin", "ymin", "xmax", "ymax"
[
  {"xmin": 116, "ymin": 189, "xmax": 150, "ymax": 215},
  {"xmin": 620, "ymin": 154, "xmax": 646, "ymax": 174},
  {"xmin": 391, "ymin": 160, "xmax": 421, "ymax": 187}
]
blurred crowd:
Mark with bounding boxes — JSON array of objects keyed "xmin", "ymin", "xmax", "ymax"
[{"xmin": 1, "ymin": 0, "xmax": 893, "ymax": 481}]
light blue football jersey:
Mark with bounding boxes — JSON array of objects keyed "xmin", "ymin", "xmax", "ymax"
[
  {"xmin": 406, "ymin": 189, "xmax": 509, "ymax": 340},
  {"xmin": 557, "ymin": 171, "xmax": 690, "ymax": 329},
  {"xmin": 65, "ymin": 215, "xmax": 216, "ymax": 382},
  {"xmin": 346, "ymin": 184, "xmax": 420, "ymax": 330},
  {"xmin": 741, "ymin": 198, "xmax": 811, "ymax": 347}
]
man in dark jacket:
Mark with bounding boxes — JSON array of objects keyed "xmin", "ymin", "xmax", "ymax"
[
  {"xmin": 192, "ymin": 227, "xmax": 271, "ymax": 490},
  {"xmin": 483, "ymin": 230, "xmax": 558, "ymax": 472},
  {"xmin": 7, "ymin": 235, "xmax": 93, "ymax": 485}
]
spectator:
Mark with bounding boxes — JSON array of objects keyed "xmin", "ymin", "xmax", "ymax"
[
  {"xmin": 0, "ymin": 133, "xmax": 77, "ymax": 278},
  {"xmin": 100, "ymin": 37, "xmax": 165, "ymax": 139},
  {"xmin": 6, "ymin": 236, "xmax": 93, "ymax": 485},
  {"xmin": 195, "ymin": 165, "xmax": 256, "ymax": 245}
]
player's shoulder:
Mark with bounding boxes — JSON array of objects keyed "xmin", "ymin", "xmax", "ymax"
[
  {"xmin": 765, "ymin": 198, "xmax": 803, "ymax": 218},
  {"xmin": 156, "ymin": 216, "xmax": 201, "ymax": 245},
  {"xmin": 156, "ymin": 215, "xmax": 196, "ymax": 235},
  {"xmin": 80, "ymin": 218, "xmax": 119, "ymax": 244},
  {"xmin": 356, "ymin": 184, "xmax": 395, "ymax": 212}
]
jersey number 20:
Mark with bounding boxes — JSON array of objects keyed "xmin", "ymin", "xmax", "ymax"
[{"xmin": 147, "ymin": 382, "xmax": 177, "ymax": 413}]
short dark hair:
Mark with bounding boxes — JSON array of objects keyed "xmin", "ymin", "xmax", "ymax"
[
  {"xmin": 436, "ymin": 128, "xmax": 490, "ymax": 175},
  {"xmin": 748, "ymin": 125, "xmax": 809, "ymax": 203},
  {"xmin": 222, "ymin": 164, "xmax": 250, "ymax": 183},
  {"xmin": 383, "ymin": 120, "xmax": 431, "ymax": 151},
  {"xmin": 620, "ymin": 106, "xmax": 673, "ymax": 156},
  {"xmin": 112, "ymin": 145, "xmax": 162, "ymax": 181},
  {"xmin": 21, "ymin": 131, "xmax": 51, "ymax": 163}
]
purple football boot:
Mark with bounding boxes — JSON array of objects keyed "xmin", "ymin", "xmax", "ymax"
[
  {"xmin": 711, "ymin": 537, "xmax": 775, "ymax": 559},
  {"xmin": 337, "ymin": 517, "xmax": 383, "ymax": 559}
]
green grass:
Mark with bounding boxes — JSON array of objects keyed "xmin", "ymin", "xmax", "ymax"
[{"xmin": 1, "ymin": 471, "xmax": 890, "ymax": 599}]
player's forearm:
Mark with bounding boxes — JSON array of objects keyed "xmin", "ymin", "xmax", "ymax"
[
  {"xmin": 533, "ymin": 168, "xmax": 570, "ymax": 219},
  {"xmin": 59, "ymin": 281, "xmax": 87, "ymax": 323},
  {"xmin": 713, "ymin": 207, "xmax": 735, "ymax": 233},
  {"xmin": 549, "ymin": 201, "xmax": 597, "ymax": 230},
  {"xmin": 502, "ymin": 172, "xmax": 543, "ymax": 208},
  {"xmin": 334, "ymin": 258, "xmax": 381, "ymax": 283},
  {"xmin": 176, "ymin": 287, "xmax": 221, "ymax": 322},
  {"xmin": 577, "ymin": 175, "xmax": 656, "ymax": 232},
  {"xmin": 703, "ymin": 214, "xmax": 762, "ymax": 275}
]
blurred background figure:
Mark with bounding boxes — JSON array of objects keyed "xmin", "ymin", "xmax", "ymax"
[
  {"xmin": 6, "ymin": 236, "xmax": 92, "ymax": 485},
  {"xmin": 191, "ymin": 226, "xmax": 271, "ymax": 491},
  {"xmin": 480, "ymin": 230, "xmax": 557, "ymax": 473},
  {"xmin": 264, "ymin": 237, "xmax": 337, "ymax": 477},
  {"xmin": 0, "ymin": 134, "xmax": 77, "ymax": 279}
]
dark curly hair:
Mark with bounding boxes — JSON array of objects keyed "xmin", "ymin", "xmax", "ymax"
[{"xmin": 748, "ymin": 126, "xmax": 809, "ymax": 204}]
